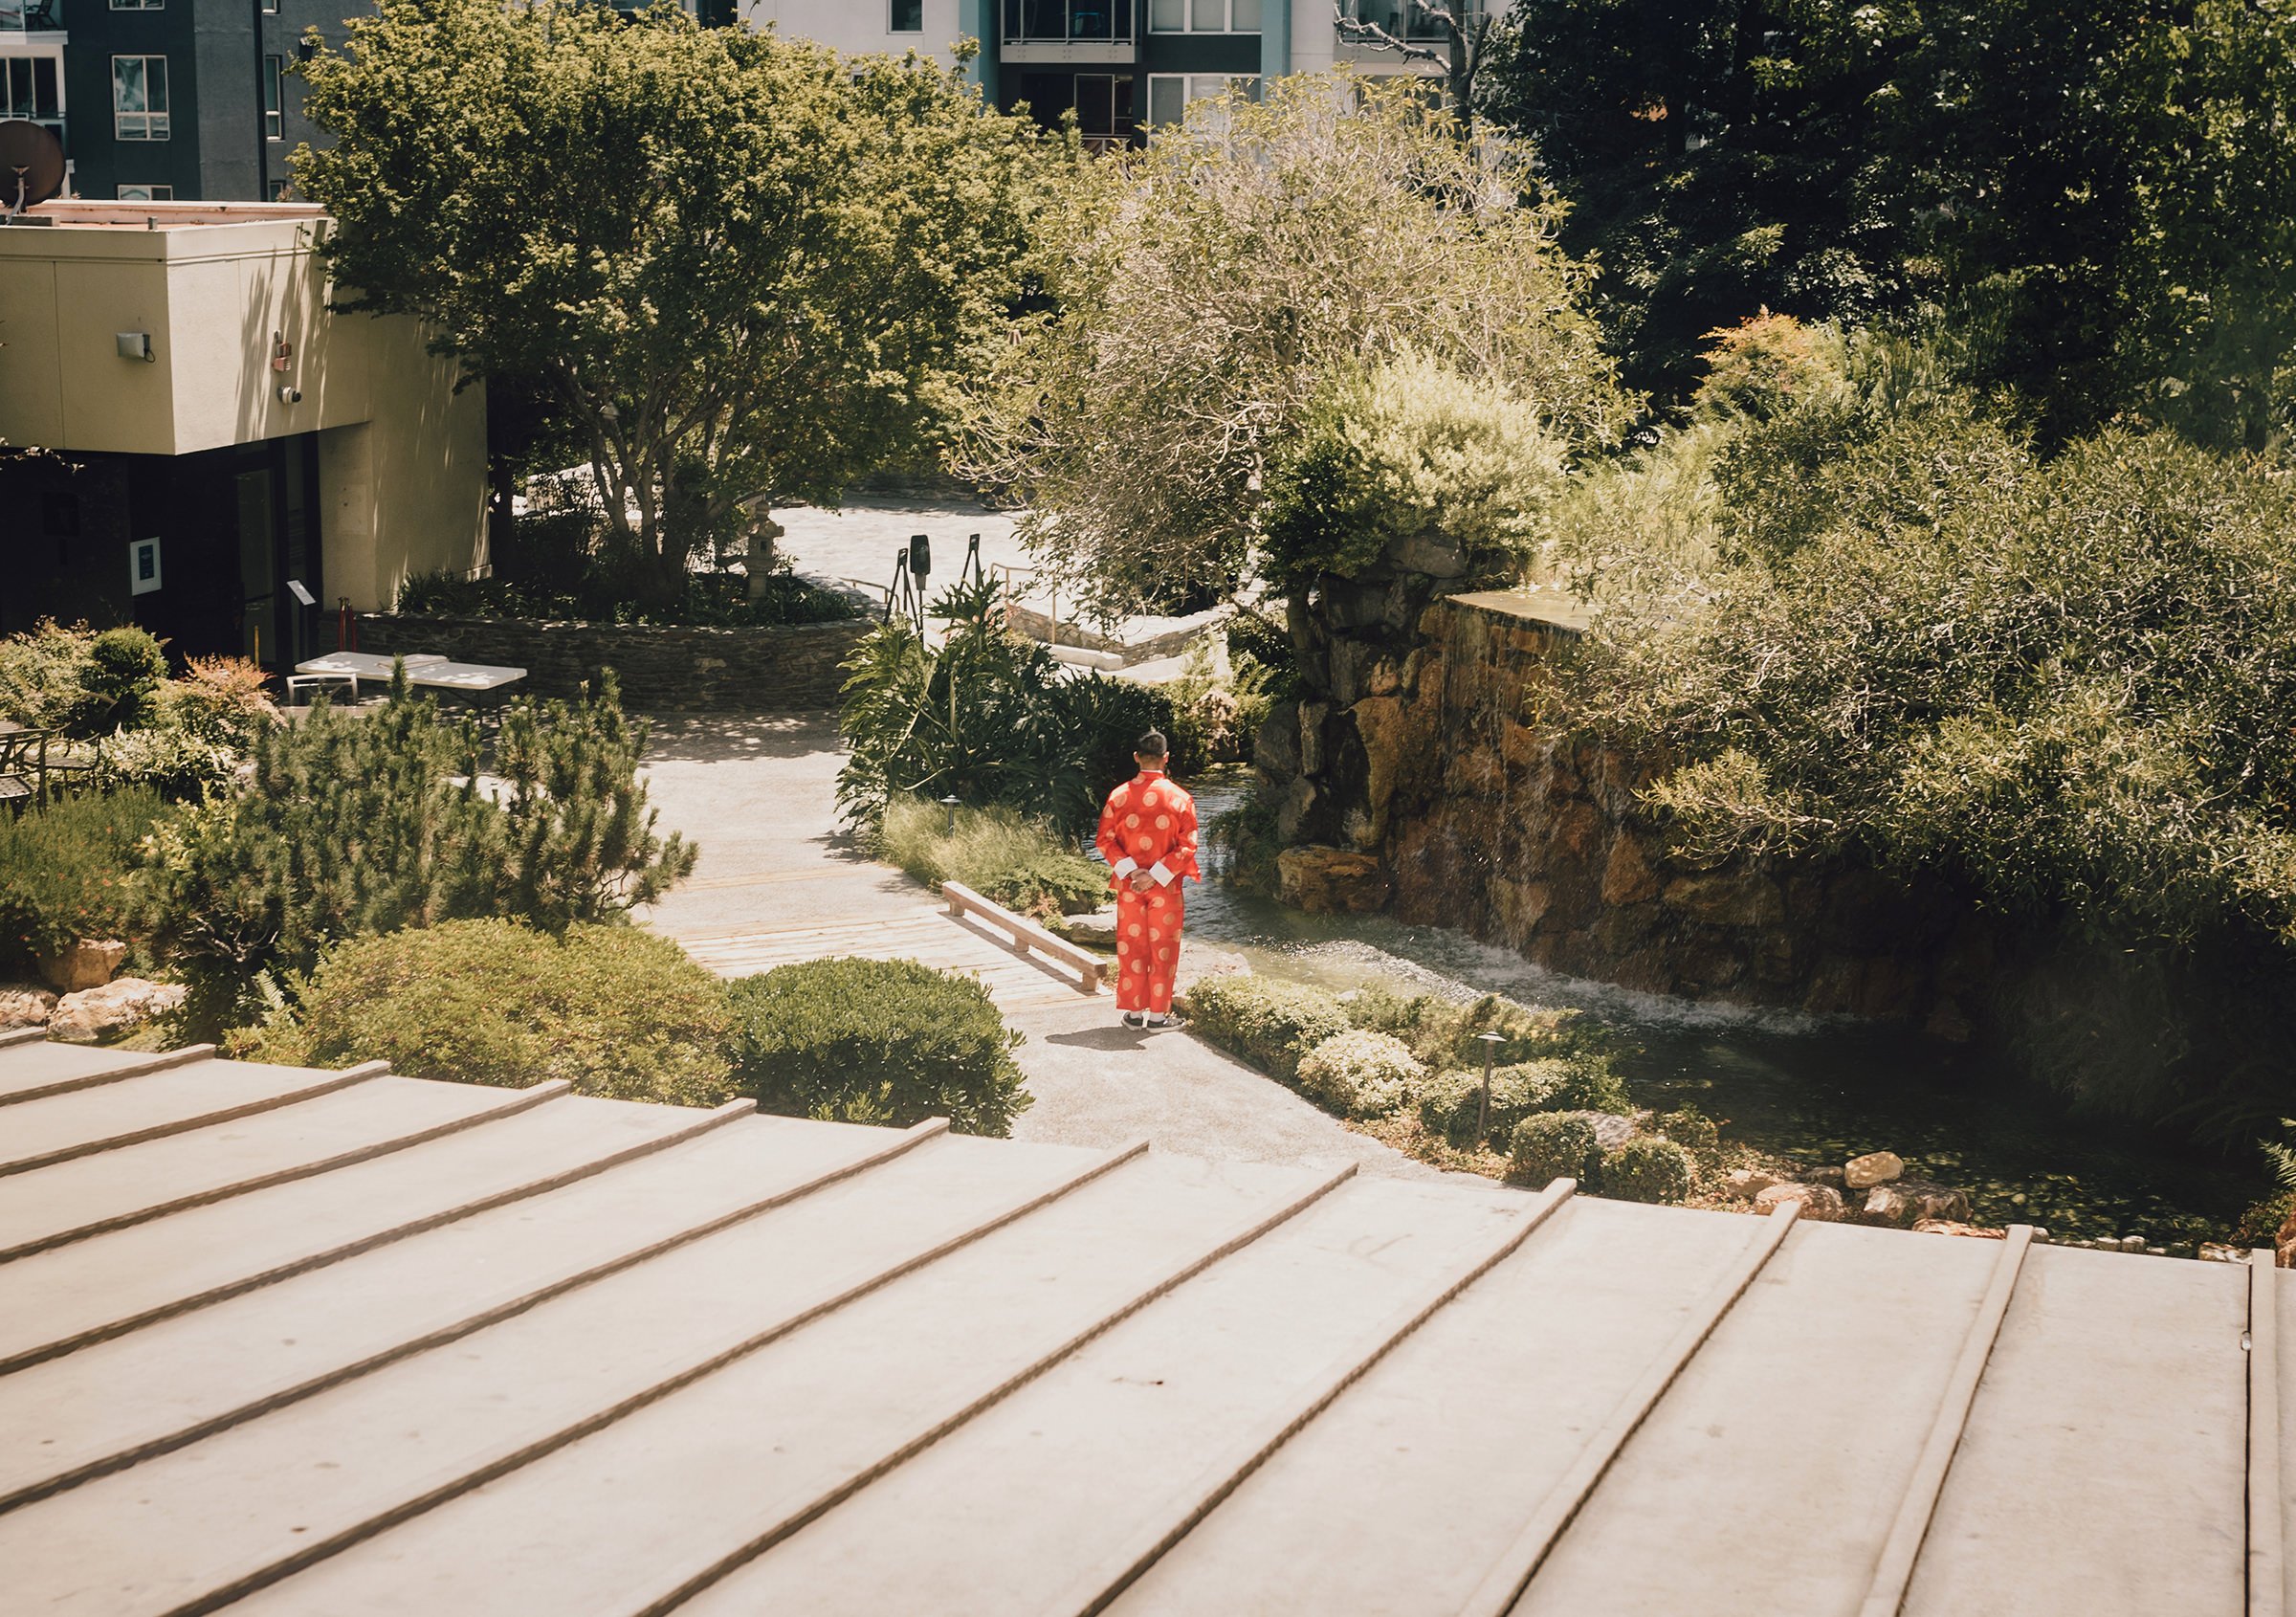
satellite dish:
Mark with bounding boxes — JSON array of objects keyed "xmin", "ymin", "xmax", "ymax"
[{"xmin": 0, "ymin": 120, "xmax": 66, "ymax": 219}]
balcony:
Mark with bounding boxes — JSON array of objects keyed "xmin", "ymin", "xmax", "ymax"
[
  {"xmin": 1002, "ymin": 0, "xmax": 1137, "ymax": 64},
  {"xmin": 0, "ymin": 0, "xmax": 63, "ymax": 33},
  {"xmin": 1337, "ymin": 0, "xmax": 1482, "ymax": 41}
]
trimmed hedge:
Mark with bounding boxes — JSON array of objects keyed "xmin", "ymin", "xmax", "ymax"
[
  {"xmin": 725, "ymin": 956, "xmax": 1029, "ymax": 1137},
  {"xmin": 271, "ymin": 919, "xmax": 734, "ymax": 1106},
  {"xmin": 1508, "ymin": 1113, "xmax": 1599, "ymax": 1189},
  {"xmin": 1177, "ymin": 973, "xmax": 1353, "ymax": 1084},
  {"xmin": 1295, "ymin": 1030, "xmax": 1426, "ymax": 1119},
  {"xmin": 1601, "ymin": 1136, "xmax": 1697, "ymax": 1204}
]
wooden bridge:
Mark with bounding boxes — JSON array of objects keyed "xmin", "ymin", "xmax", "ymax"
[{"xmin": 0, "ymin": 1028, "xmax": 2283, "ymax": 1616}]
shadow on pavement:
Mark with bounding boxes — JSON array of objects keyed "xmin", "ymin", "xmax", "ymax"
[
  {"xmin": 638, "ymin": 711, "xmax": 842, "ymax": 764},
  {"xmin": 1045, "ymin": 1024, "xmax": 1159, "ymax": 1052}
]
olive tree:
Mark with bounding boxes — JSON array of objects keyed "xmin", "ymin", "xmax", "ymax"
[
  {"xmin": 296, "ymin": 2, "xmax": 1046, "ymax": 604},
  {"xmin": 958, "ymin": 74, "xmax": 1629, "ymax": 620}
]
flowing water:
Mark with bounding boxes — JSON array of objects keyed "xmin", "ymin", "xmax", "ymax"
[{"xmin": 1182, "ymin": 770, "xmax": 2268, "ymax": 1247}]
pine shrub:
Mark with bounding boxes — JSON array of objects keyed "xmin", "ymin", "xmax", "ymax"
[
  {"xmin": 274, "ymin": 919, "xmax": 733, "ymax": 1105},
  {"xmin": 1176, "ymin": 973, "xmax": 1353, "ymax": 1083},
  {"xmin": 0, "ymin": 788, "xmax": 170, "ymax": 966},
  {"xmin": 724, "ymin": 956, "xmax": 1029, "ymax": 1137},
  {"xmin": 72, "ymin": 627, "xmax": 169, "ymax": 738}
]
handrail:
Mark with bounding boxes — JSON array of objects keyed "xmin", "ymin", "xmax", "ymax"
[{"xmin": 941, "ymin": 880, "xmax": 1105, "ymax": 995}]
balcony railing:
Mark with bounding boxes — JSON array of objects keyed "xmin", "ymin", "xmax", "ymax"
[{"xmin": 1004, "ymin": 0, "xmax": 1137, "ymax": 44}]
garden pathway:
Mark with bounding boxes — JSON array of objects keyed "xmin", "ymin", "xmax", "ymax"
[{"xmin": 633, "ymin": 714, "xmax": 1449, "ymax": 1182}]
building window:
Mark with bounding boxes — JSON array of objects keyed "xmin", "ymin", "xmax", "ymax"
[
  {"xmin": 263, "ymin": 55, "xmax": 282, "ymax": 139},
  {"xmin": 112, "ymin": 55, "xmax": 169, "ymax": 140},
  {"xmin": 1339, "ymin": 0, "xmax": 1478, "ymax": 40},
  {"xmin": 261, "ymin": 0, "xmax": 277, "ymax": 11},
  {"xmin": 117, "ymin": 183, "xmax": 172, "ymax": 200},
  {"xmin": 109, "ymin": 0, "xmax": 164, "ymax": 10},
  {"xmin": 2, "ymin": 55, "xmax": 60, "ymax": 123},
  {"xmin": 1004, "ymin": 0, "xmax": 1134, "ymax": 43},
  {"xmin": 1151, "ymin": 0, "xmax": 1258, "ymax": 30},
  {"xmin": 890, "ymin": 0, "xmax": 922, "ymax": 29},
  {"xmin": 270, "ymin": 178, "xmax": 292, "ymax": 201},
  {"xmin": 1146, "ymin": 72, "xmax": 1259, "ymax": 127}
]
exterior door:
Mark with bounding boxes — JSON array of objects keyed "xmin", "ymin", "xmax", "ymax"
[{"xmin": 235, "ymin": 469, "xmax": 278, "ymax": 669}]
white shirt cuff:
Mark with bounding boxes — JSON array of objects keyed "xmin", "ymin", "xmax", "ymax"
[
  {"xmin": 1150, "ymin": 861, "xmax": 1175, "ymax": 885},
  {"xmin": 1112, "ymin": 857, "xmax": 1137, "ymax": 877}
]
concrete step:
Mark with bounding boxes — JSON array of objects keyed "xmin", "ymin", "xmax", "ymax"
[
  {"xmin": 0, "ymin": 1110, "xmax": 934, "ymax": 1510},
  {"xmin": 1508, "ymin": 1218, "xmax": 2009, "ymax": 1617},
  {"xmin": 0, "ymin": 1041, "xmax": 217, "ymax": 1106},
  {"xmin": 218, "ymin": 1151, "xmax": 1340, "ymax": 1617},
  {"xmin": 0, "ymin": 1090, "xmax": 738, "ymax": 1373},
  {"xmin": 1108, "ymin": 1195, "xmax": 1773, "ymax": 1617},
  {"xmin": 0, "ymin": 1057, "xmax": 379, "ymax": 1175},
  {"xmin": 0, "ymin": 1129, "xmax": 1132, "ymax": 1617},
  {"xmin": 676, "ymin": 1176, "xmax": 1534, "ymax": 1617},
  {"xmin": 1902, "ymin": 1243, "xmax": 2248, "ymax": 1617},
  {"xmin": 0, "ymin": 1075, "xmax": 560, "ymax": 1259}
]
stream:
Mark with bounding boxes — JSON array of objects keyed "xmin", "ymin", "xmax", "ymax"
[{"xmin": 1182, "ymin": 771, "xmax": 2268, "ymax": 1248}]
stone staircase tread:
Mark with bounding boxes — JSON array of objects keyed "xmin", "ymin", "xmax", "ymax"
[
  {"xmin": 0, "ymin": 1132, "xmax": 1134, "ymax": 1617},
  {"xmin": 674, "ymin": 1176, "xmax": 1536, "ymax": 1617},
  {"xmin": 0, "ymin": 1074, "xmax": 557, "ymax": 1259},
  {"xmin": 1106, "ymin": 1196, "xmax": 1769, "ymax": 1617},
  {"xmin": 0, "ymin": 1091, "xmax": 738, "ymax": 1372},
  {"xmin": 0, "ymin": 1058, "xmax": 380, "ymax": 1176},
  {"xmin": 0, "ymin": 1112, "xmax": 942, "ymax": 1511},
  {"xmin": 0, "ymin": 1042, "xmax": 217, "ymax": 1106},
  {"xmin": 1899, "ymin": 1243, "xmax": 2249, "ymax": 1617},
  {"xmin": 212, "ymin": 1153, "xmax": 1336, "ymax": 1617}
]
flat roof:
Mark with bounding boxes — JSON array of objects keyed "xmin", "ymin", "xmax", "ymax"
[
  {"xmin": 0, "ymin": 1028, "xmax": 2282, "ymax": 1614},
  {"xmin": 6, "ymin": 199, "xmax": 327, "ymax": 231}
]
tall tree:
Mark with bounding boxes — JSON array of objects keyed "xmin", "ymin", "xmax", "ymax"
[
  {"xmin": 1331, "ymin": 1, "xmax": 1497, "ymax": 121},
  {"xmin": 295, "ymin": 2, "xmax": 1047, "ymax": 604},
  {"xmin": 958, "ymin": 74, "xmax": 1629, "ymax": 619}
]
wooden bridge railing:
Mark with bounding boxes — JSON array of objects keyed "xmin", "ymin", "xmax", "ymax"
[{"xmin": 940, "ymin": 880, "xmax": 1105, "ymax": 996}]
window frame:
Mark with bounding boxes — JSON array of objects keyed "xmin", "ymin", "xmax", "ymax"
[
  {"xmin": 1144, "ymin": 71, "xmax": 1261, "ymax": 127},
  {"xmin": 888, "ymin": 0, "xmax": 923, "ymax": 31},
  {"xmin": 108, "ymin": 0, "xmax": 165, "ymax": 11},
  {"xmin": 116, "ymin": 183, "xmax": 173, "ymax": 201},
  {"xmin": 111, "ymin": 54, "xmax": 169, "ymax": 141},
  {"xmin": 1151, "ymin": 0, "xmax": 1258, "ymax": 32},
  {"xmin": 2, "ymin": 54, "xmax": 61, "ymax": 121},
  {"xmin": 262, "ymin": 54, "xmax": 282, "ymax": 139}
]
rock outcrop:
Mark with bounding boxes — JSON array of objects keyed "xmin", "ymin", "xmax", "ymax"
[
  {"xmin": 48, "ymin": 978, "xmax": 186, "ymax": 1045},
  {"xmin": 38, "ymin": 940, "xmax": 126, "ymax": 994}
]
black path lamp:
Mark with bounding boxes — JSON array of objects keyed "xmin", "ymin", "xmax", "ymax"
[
  {"xmin": 942, "ymin": 794, "xmax": 961, "ymax": 837},
  {"xmin": 1475, "ymin": 1030, "xmax": 1507, "ymax": 1143}
]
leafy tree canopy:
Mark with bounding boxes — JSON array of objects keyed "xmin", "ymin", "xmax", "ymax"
[
  {"xmin": 295, "ymin": 1, "xmax": 1049, "ymax": 601},
  {"xmin": 958, "ymin": 74, "xmax": 1630, "ymax": 621}
]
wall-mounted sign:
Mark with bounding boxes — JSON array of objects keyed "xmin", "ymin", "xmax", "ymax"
[
  {"xmin": 287, "ymin": 579, "xmax": 317, "ymax": 608},
  {"xmin": 128, "ymin": 537, "xmax": 163, "ymax": 596}
]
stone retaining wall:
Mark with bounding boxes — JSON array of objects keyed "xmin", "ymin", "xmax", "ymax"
[
  {"xmin": 1258, "ymin": 587, "xmax": 1997, "ymax": 1033},
  {"xmin": 352, "ymin": 613, "xmax": 870, "ymax": 711}
]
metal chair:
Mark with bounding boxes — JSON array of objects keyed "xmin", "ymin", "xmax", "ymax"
[{"xmin": 0, "ymin": 727, "xmax": 49, "ymax": 812}]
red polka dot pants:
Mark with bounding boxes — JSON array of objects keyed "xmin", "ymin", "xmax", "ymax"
[{"xmin": 1113, "ymin": 885, "xmax": 1183, "ymax": 1013}]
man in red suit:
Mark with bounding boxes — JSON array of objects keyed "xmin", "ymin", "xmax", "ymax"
[{"xmin": 1094, "ymin": 730, "xmax": 1199, "ymax": 1029}]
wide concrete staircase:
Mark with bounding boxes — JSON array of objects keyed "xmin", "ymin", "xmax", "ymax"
[{"xmin": 0, "ymin": 1027, "xmax": 2280, "ymax": 1616}]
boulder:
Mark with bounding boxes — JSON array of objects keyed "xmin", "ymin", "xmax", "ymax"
[
  {"xmin": 1723, "ymin": 1167, "xmax": 1779, "ymax": 1203},
  {"xmin": 1863, "ymin": 1181, "xmax": 1973, "ymax": 1229},
  {"xmin": 48, "ymin": 978, "xmax": 187, "ymax": 1045},
  {"xmin": 1804, "ymin": 1164, "xmax": 1848, "ymax": 1190},
  {"xmin": 1385, "ymin": 530, "xmax": 1468, "ymax": 579},
  {"xmin": 37, "ymin": 939, "xmax": 127, "ymax": 994},
  {"xmin": 1061, "ymin": 909, "xmax": 1119, "ymax": 947},
  {"xmin": 1754, "ymin": 1182, "xmax": 1845, "ymax": 1222},
  {"xmin": 1600, "ymin": 834, "xmax": 1662, "ymax": 906},
  {"xmin": 1572, "ymin": 1111, "xmax": 1641, "ymax": 1153},
  {"xmin": 1844, "ymin": 1150, "xmax": 1905, "ymax": 1190},
  {"xmin": 2276, "ymin": 1205, "xmax": 2296, "ymax": 1270},
  {"xmin": 1276, "ymin": 846, "xmax": 1392, "ymax": 916},
  {"xmin": 1913, "ymin": 1220, "xmax": 2008, "ymax": 1241},
  {"xmin": 0, "ymin": 983, "xmax": 57, "ymax": 1030}
]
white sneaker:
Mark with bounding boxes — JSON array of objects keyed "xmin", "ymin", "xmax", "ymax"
[{"xmin": 1144, "ymin": 1013, "xmax": 1170, "ymax": 1029}]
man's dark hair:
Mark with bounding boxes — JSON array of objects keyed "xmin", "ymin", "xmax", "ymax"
[{"xmin": 1135, "ymin": 729, "xmax": 1169, "ymax": 758}]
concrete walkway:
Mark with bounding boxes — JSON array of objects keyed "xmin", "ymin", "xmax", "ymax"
[{"xmin": 633, "ymin": 713, "xmax": 1445, "ymax": 1182}]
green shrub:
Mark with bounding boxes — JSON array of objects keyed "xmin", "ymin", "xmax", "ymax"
[
  {"xmin": 1417, "ymin": 1055, "xmax": 1633, "ymax": 1150},
  {"xmin": 1176, "ymin": 972, "xmax": 1353, "ymax": 1083},
  {"xmin": 837, "ymin": 578, "xmax": 1168, "ymax": 838},
  {"xmin": 1162, "ymin": 635, "xmax": 1276, "ymax": 773},
  {"xmin": 92, "ymin": 726, "xmax": 239, "ymax": 802},
  {"xmin": 1260, "ymin": 348, "xmax": 1569, "ymax": 584},
  {"xmin": 1600, "ymin": 1136, "xmax": 1697, "ymax": 1204},
  {"xmin": 265, "ymin": 919, "xmax": 733, "ymax": 1105},
  {"xmin": 1508, "ymin": 1112, "xmax": 1599, "ymax": 1189},
  {"xmin": 724, "ymin": 956, "xmax": 1029, "ymax": 1137},
  {"xmin": 396, "ymin": 563, "xmax": 857, "ymax": 628},
  {"xmin": 154, "ymin": 655, "xmax": 278, "ymax": 750},
  {"xmin": 72, "ymin": 627, "xmax": 169, "ymax": 738},
  {"xmin": 0, "ymin": 788, "xmax": 169, "ymax": 964},
  {"xmin": 0, "ymin": 620, "xmax": 98, "ymax": 730},
  {"xmin": 1294, "ymin": 1029, "xmax": 1425, "ymax": 1119},
  {"xmin": 876, "ymin": 796, "xmax": 1104, "ymax": 919},
  {"xmin": 1655, "ymin": 1105, "xmax": 1720, "ymax": 1152}
]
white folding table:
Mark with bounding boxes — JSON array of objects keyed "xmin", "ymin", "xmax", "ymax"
[{"xmin": 291, "ymin": 652, "xmax": 526, "ymax": 703}]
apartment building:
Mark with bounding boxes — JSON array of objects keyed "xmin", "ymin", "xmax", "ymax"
[{"xmin": 743, "ymin": 0, "xmax": 1492, "ymax": 147}]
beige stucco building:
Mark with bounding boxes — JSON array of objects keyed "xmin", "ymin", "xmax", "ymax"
[{"xmin": 0, "ymin": 199, "xmax": 485, "ymax": 667}]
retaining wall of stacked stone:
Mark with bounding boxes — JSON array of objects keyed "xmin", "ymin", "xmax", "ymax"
[
  {"xmin": 352, "ymin": 613, "xmax": 870, "ymax": 711},
  {"xmin": 1258, "ymin": 587, "xmax": 1999, "ymax": 1034}
]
